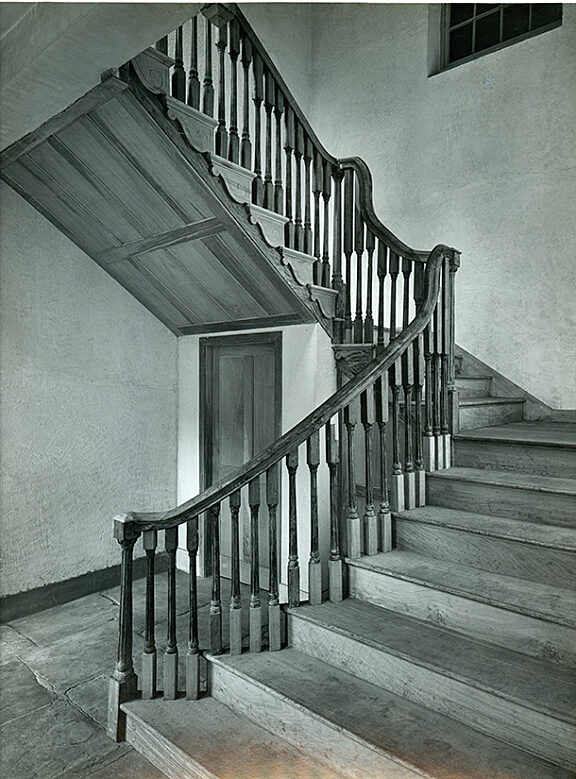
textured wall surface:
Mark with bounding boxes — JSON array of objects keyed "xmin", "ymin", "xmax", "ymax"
[
  {"xmin": 246, "ymin": 3, "xmax": 576, "ymax": 408},
  {"xmin": 0, "ymin": 183, "xmax": 178, "ymax": 597}
]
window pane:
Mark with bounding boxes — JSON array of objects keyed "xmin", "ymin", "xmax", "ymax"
[
  {"xmin": 531, "ymin": 4, "xmax": 562, "ymax": 30},
  {"xmin": 449, "ymin": 22, "xmax": 473, "ymax": 62},
  {"xmin": 450, "ymin": 3, "xmax": 474, "ymax": 27},
  {"xmin": 503, "ymin": 4, "xmax": 530, "ymax": 40},
  {"xmin": 475, "ymin": 10, "xmax": 501, "ymax": 52}
]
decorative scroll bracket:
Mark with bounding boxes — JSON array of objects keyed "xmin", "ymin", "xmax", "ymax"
[
  {"xmin": 248, "ymin": 204, "xmax": 289, "ymax": 248},
  {"xmin": 165, "ymin": 97, "xmax": 218, "ymax": 154},
  {"xmin": 333, "ymin": 344, "xmax": 376, "ymax": 383},
  {"xmin": 132, "ymin": 47, "xmax": 174, "ymax": 95},
  {"xmin": 210, "ymin": 154, "xmax": 255, "ymax": 203}
]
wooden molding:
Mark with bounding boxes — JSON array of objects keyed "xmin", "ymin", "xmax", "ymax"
[
  {"xmin": 179, "ymin": 312, "xmax": 303, "ymax": 335},
  {"xmin": 96, "ymin": 217, "xmax": 225, "ymax": 265}
]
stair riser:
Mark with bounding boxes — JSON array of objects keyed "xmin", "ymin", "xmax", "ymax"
[
  {"xmin": 395, "ymin": 520, "xmax": 576, "ymax": 589},
  {"xmin": 348, "ymin": 565, "xmax": 576, "ymax": 667},
  {"xmin": 125, "ymin": 710, "xmax": 217, "ymax": 779},
  {"xmin": 427, "ymin": 476, "xmax": 576, "ymax": 527},
  {"xmin": 208, "ymin": 660, "xmax": 421, "ymax": 779},
  {"xmin": 454, "ymin": 439, "xmax": 576, "ymax": 479},
  {"xmin": 459, "ymin": 403, "xmax": 524, "ymax": 430},
  {"xmin": 288, "ymin": 615, "xmax": 576, "ymax": 771},
  {"xmin": 456, "ymin": 378, "xmax": 492, "ymax": 398}
]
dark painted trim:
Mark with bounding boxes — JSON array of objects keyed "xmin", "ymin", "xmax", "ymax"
[
  {"xmin": 0, "ymin": 553, "xmax": 168, "ymax": 624},
  {"xmin": 180, "ymin": 313, "xmax": 302, "ymax": 335}
]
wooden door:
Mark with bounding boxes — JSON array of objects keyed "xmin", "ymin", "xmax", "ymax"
[{"xmin": 201, "ymin": 333, "xmax": 281, "ymax": 584}]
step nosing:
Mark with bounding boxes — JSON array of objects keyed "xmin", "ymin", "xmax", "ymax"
[
  {"xmin": 347, "ymin": 558, "xmax": 576, "ymax": 628},
  {"xmin": 289, "ymin": 610, "xmax": 576, "ymax": 724},
  {"xmin": 429, "ymin": 469, "xmax": 576, "ymax": 495},
  {"xmin": 454, "ymin": 433, "xmax": 576, "ymax": 449},
  {"xmin": 459, "ymin": 397, "xmax": 525, "ymax": 406}
]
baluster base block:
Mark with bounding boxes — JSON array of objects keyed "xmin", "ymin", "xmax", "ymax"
[
  {"xmin": 379, "ymin": 509, "xmax": 392, "ymax": 552},
  {"xmin": 250, "ymin": 605, "xmax": 262, "ymax": 653},
  {"xmin": 308, "ymin": 560, "xmax": 322, "ymax": 605},
  {"xmin": 424, "ymin": 436, "xmax": 436, "ymax": 472},
  {"xmin": 415, "ymin": 469, "xmax": 426, "ymax": 508},
  {"xmin": 210, "ymin": 610, "xmax": 223, "ymax": 656},
  {"xmin": 141, "ymin": 651, "xmax": 156, "ymax": 700},
  {"xmin": 404, "ymin": 471, "xmax": 416, "ymax": 511},
  {"xmin": 443, "ymin": 434, "xmax": 451, "ymax": 468},
  {"xmin": 363, "ymin": 508, "xmax": 378, "ymax": 556},
  {"xmin": 107, "ymin": 672, "xmax": 138, "ymax": 742},
  {"xmin": 328, "ymin": 559, "xmax": 343, "ymax": 602},
  {"xmin": 436, "ymin": 436, "xmax": 445, "ymax": 470},
  {"xmin": 163, "ymin": 651, "xmax": 178, "ymax": 700},
  {"xmin": 186, "ymin": 651, "xmax": 201, "ymax": 700},
  {"xmin": 268, "ymin": 602, "xmax": 282, "ymax": 651},
  {"xmin": 347, "ymin": 514, "xmax": 362, "ymax": 559},
  {"xmin": 229, "ymin": 607, "xmax": 242, "ymax": 655},
  {"xmin": 288, "ymin": 565, "xmax": 300, "ymax": 608},
  {"xmin": 390, "ymin": 474, "xmax": 405, "ymax": 513}
]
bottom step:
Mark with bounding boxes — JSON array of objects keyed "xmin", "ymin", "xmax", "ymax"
[
  {"xmin": 207, "ymin": 649, "xmax": 573, "ymax": 779},
  {"xmin": 122, "ymin": 697, "xmax": 341, "ymax": 779}
]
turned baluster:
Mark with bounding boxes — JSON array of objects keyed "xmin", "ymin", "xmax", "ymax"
[
  {"xmin": 440, "ymin": 256, "xmax": 451, "ymax": 467},
  {"xmin": 293, "ymin": 123, "xmax": 305, "ymax": 251},
  {"xmin": 141, "ymin": 529, "xmax": 157, "ymax": 700},
  {"xmin": 186, "ymin": 518, "xmax": 200, "ymax": 699},
  {"xmin": 273, "ymin": 87, "xmax": 284, "ymax": 214},
  {"xmin": 423, "ymin": 323, "xmax": 436, "ymax": 471},
  {"xmin": 164, "ymin": 527, "xmax": 178, "ymax": 700},
  {"xmin": 364, "ymin": 230, "xmax": 375, "ymax": 343},
  {"xmin": 343, "ymin": 170, "xmax": 354, "ymax": 342},
  {"xmin": 187, "ymin": 17, "xmax": 201, "ymax": 109},
  {"xmin": 374, "ymin": 375, "xmax": 392, "ymax": 551},
  {"xmin": 321, "ymin": 160, "xmax": 332, "ymax": 287},
  {"xmin": 389, "ymin": 251, "xmax": 400, "ymax": 340},
  {"xmin": 447, "ymin": 252, "xmax": 461, "ymax": 437},
  {"xmin": 210, "ymin": 504, "xmax": 222, "ymax": 654},
  {"xmin": 344, "ymin": 400, "xmax": 361, "ymax": 558},
  {"xmin": 307, "ymin": 431, "xmax": 321, "ymax": 605},
  {"xmin": 312, "ymin": 152, "xmax": 323, "ymax": 283},
  {"xmin": 402, "ymin": 259, "xmax": 416, "ymax": 509},
  {"xmin": 267, "ymin": 464, "xmax": 281, "ymax": 650},
  {"xmin": 433, "ymin": 301, "xmax": 443, "ymax": 469},
  {"xmin": 331, "ymin": 169, "xmax": 344, "ymax": 343},
  {"xmin": 251, "ymin": 54, "xmax": 264, "ymax": 205},
  {"xmin": 389, "ymin": 361, "xmax": 405, "ymax": 512},
  {"xmin": 229, "ymin": 490, "xmax": 242, "ymax": 655},
  {"xmin": 353, "ymin": 205, "xmax": 364, "ymax": 343},
  {"xmin": 202, "ymin": 21, "xmax": 214, "ymax": 116},
  {"xmin": 263, "ymin": 70, "xmax": 275, "ymax": 210},
  {"xmin": 171, "ymin": 26, "xmax": 186, "ymax": 102},
  {"xmin": 361, "ymin": 389, "xmax": 378, "ymax": 554},
  {"xmin": 413, "ymin": 263, "xmax": 426, "ymax": 506},
  {"xmin": 376, "ymin": 240, "xmax": 388, "ymax": 354},
  {"xmin": 227, "ymin": 18, "xmax": 240, "ymax": 163},
  {"xmin": 214, "ymin": 23, "xmax": 228, "ymax": 155},
  {"xmin": 326, "ymin": 423, "xmax": 343, "ymax": 600},
  {"xmin": 284, "ymin": 106, "xmax": 295, "ymax": 248},
  {"xmin": 303, "ymin": 138, "xmax": 313, "ymax": 254},
  {"xmin": 240, "ymin": 33, "xmax": 252, "ymax": 168},
  {"xmin": 249, "ymin": 477, "xmax": 262, "ymax": 652},
  {"xmin": 286, "ymin": 449, "xmax": 300, "ymax": 607},
  {"xmin": 108, "ymin": 519, "xmax": 139, "ymax": 741}
]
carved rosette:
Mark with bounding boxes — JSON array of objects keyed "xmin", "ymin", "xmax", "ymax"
[{"xmin": 333, "ymin": 345, "xmax": 376, "ymax": 381}]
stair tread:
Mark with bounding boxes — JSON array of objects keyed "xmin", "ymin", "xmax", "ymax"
[
  {"xmin": 455, "ymin": 421, "xmax": 576, "ymax": 449},
  {"xmin": 459, "ymin": 396, "xmax": 526, "ymax": 406},
  {"xmin": 457, "ymin": 375, "xmax": 492, "ymax": 381},
  {"xmin": 291, "ymin": 599, "xmax": 576, "ymax": 722},
  {"xmin": 429, "ymin": 466, "xmax": 576, "ymax": 495},
  {"xmin": 122, "ymin": 697, "xmax": 342, "ymax": 778},
  {"xmin": 347, "ymin": 551, "xmax": 576, "ymax": 627},
  {"xmin": 212, "ymin": 649, "xmax": 574, "ymax": 779},
  {"xmin": 395, "ymin": 505, "xmax": 576, "ymax": 550}
]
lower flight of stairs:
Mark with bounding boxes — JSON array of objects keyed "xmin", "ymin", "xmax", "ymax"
[{"xmin": 122, "ymin": 421, "xmax": 576, "ymax": 778}]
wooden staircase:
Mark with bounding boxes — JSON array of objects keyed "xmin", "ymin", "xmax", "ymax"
[{"xmin": 120, "ymin": 421, "xmax": 576, "ymax": 778}]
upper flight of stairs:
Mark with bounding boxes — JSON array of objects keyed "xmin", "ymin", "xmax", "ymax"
[
  {"xmin": 121, "ymin": 421, "xmax": 576, "ymax": 778},
  {"xmin": 456, "ymin": 372, "xmax": 526, "ymax": 430}
]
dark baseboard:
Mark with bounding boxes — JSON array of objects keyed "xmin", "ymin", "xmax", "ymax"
[{"xmin": 0, "ymin": 553, "xmax": 169, "ymax": 624}]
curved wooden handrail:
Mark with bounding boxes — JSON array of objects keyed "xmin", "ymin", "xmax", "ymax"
[{"xmin": 115, "ymin": 244, "xmax": 456, "ymax": 534}]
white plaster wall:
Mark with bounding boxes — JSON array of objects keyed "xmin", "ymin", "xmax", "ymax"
[
  {"xmin": 176, "ymin": 323, "xmax": 337, "ymax": 596},
  {"xmin": 303, "ymin": 3, "xmax": 576, "ymax": 409},
  {"xmin": 0, "ymin": 183, "xmax": 178, "ymax": 597}
]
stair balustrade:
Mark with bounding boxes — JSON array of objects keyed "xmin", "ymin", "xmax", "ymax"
[{"xmin": 108, "ymin": 2, "xmax": 461, "ymax": 740}]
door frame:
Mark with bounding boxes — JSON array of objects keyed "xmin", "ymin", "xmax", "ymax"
[{"xmin": 199, "ymin": 331, "xmax": 283, "ymax": 576}]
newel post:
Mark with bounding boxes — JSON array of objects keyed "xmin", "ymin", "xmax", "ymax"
[
  {"xmin": 447, "ymin": 250, "xmax": 461, "ymax": 439},
  {"xmin": 107, "ymin": 514, "xmax": 140, "ymax": 742}
]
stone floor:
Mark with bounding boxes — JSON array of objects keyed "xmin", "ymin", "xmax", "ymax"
[{"xmin": 0, "ymin": 570, "xmax": 211, "ymax": 779}]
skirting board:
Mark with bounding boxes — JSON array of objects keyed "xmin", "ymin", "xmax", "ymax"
[{"xmin": 0, "ymin": 553, "xmax": 169, "ymax": 624}]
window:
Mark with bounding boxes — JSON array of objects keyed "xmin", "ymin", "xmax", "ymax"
[{"xmin": 443, "ymin": 4, "xmax": 563, "ymax": 68}]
